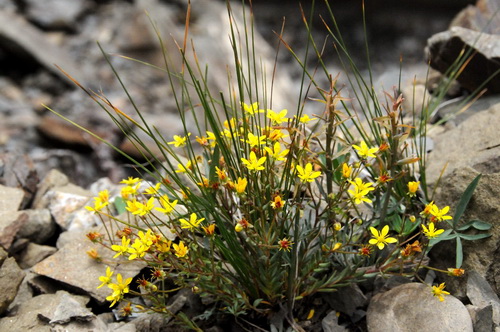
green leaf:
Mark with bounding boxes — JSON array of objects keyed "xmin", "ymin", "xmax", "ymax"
[
  {"xmin": 453, "ymin": 174, "xmax": 481, "ymax": 226},
  {"xmin": 456, "ymin": 236, "xmax": 463, "ymax": 268},
  {"xmin": 114, "ymin": 196, "xmax": 127, "ymax": 215},
  {"xmin": 428, "ymin": 229, "xmax": 456, "ymax": 246},
  {"xmin": 457, "ymin": 219, "xmax": 492, "ymax": 231},
  {"xmin": 458, "ymin": 233, "xmax": 491, "ymax": 241},
  {"xmin": 471, "ymin": 220, "xmax": 492, "ymax": 231}
]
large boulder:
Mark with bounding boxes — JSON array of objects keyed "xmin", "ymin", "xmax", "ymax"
[
  {"xmin": 426, "ymin": 101, "xmax": 500, "ymax": 183},
  {"xmin": 367, "ymin": 283, "xmax": 473, "ymax": 332},
  {"xmin": 429, "ymin": 167, "xmax": 500, "ymax": 300},
  {"xmin": 426, "ymin": 0, "xmax": 500, "ymax": 94}
]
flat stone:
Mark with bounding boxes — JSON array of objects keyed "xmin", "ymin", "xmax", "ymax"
[
  {"xmin": 426, "ymin": 103, "xmax": 500, "ymax": 183},
  {"xmin": 32, "ymin": 229, "xmax": 145, "ymax": 303},
  {"xmin": 426, "ymin": 26, "xmax": 500, "ymax": 94},
  {"xmin": 429, "ymin": 167, "xmax": 500, "ymax": 299},
  {"xmin": 16, "ymin": 209, "xmax": 56, "ymax": 244},
  {"xmin": 0, "ymin": 153, "xmax": 38, "ymax": 208},
  {"xmin": 367, "ymin": 283, "xmax": 473, "ymax": 332},
  {"xmin": 0, "ymin": 257, "xmax": 25, "ymax": 315},
  {"xmin": 33, "ymin": 169, "xmax": 69, "ymax": 210},
  {"xmin": 0, "ymin": 184, "xmax": 24, "ymax": 213},
  {"xmin": 0, "ymin": 290, "xmax": 104, "ymax": 331},
  {"xmin": 0, "ymin": 10, "xmax": 87, "ymax": 84},
  {"xmin": 17, "ymin": 242, "xmax": 57, "ymax": 269},
  {"xmin": 467, "ymin": 271, "xmax": 500, "ymax": 325},
  {"xmin": 43, "ymin": 184, "xmax": 92, "ymax": 230},
  {"xmin": 24, "ymin": 0, "xmax": 88, "ymax": 31},
  {"xmin": 0, "ymin": 212, "xmax": 27, "ymax": 250}
]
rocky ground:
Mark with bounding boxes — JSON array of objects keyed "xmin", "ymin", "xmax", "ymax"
[{"xmin": 1, "ymin": 0, "xmax": 500, "ymax": 331}]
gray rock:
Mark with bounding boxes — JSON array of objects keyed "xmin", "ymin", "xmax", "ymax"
[
  {"xmin": 426, "ymin": 103, "xmax": 500, "ymax": 183},
  {"xmin": 450, "ymin": 0, "xmax": 500, "ymax": 35},
  {"xmin": 0, "ymin": 257, "xmax": 25, "ymax": 315},
  {"xmin": 0, "ymin": 183, "xmax": 25, "ymax": 212},
  {"xmin": 322, "ymin": 310, "xmax": 348, "ymax": 332},
  {"xmin": 323, "ymin": 283, "xmax": 368, "ymax": 316},
  {"xmin": 0, "ymin": 212, "xmax": 27, "ymax": 250},
  {"xmin": 367, "ymin": 283, "xmax": 473, "ymax": 332},
  {"xmin": 33, "ymin": 169, "xmax": 69, "ymax": 209},
  {"xmin": 38, "ymin": 291, "xmax": 93, "ymax": 325},
  {"xmin": 0, "ymin": 9, "xmax": 87, "ymax": 84},
  {"xmin": 32, "ymin": 228, "xmax": 145, "ymax": 303},
  {"xmin": 0, "ymin": 153, "xmax": 38, "ymax": 207},
  {"xmin": 0, "ymin": 245, "xmax": 7, "ymax": 265},
  {"xmin": 0, "ymin": 290, "xmax": 104, "ymax": 331},
  {"xmin": 24, "ymin": 0, "xmax": 88, "ymax": 31},
  {"xmin": 467, "ymin": 271, "xmax": 500, "ymax": 326},
  {"xmin": 43, "ymin": 184, "xmax": 93, "ymax": 231},
  {"xmin": 17, "ymin": 242, "xmax": 57, "ymax": 269},
  {"xmin": 426, "ymin": 26, "xmax": 500, "ymax": 94},
  {"xmin": 429, "ymin": 167, "xmax": 500, "ymax": 299},
  {"xmin": 16, "ymin": 209, "xmax": 56, "ymax": 244},
  {"xmin": 467, "ymin": 304, "xmax": 494, "ymax": 332}
]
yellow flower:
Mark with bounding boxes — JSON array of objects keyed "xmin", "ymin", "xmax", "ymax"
[
  {"xmin": 203, "ymin": 224, "xmax": 216, "ymax": 236},
  {"xmin": 296, "ymin": 163, "xmax": 322, "ymax": 183},
  {"xmin": 98, "ymin": 190, "xmax": 109, "ymax": 203},
  {"xmin": 155, "ymin": 195, "xmax": 178, "ymax": 215},
  {"xmin": 179, "ymin": 213, "xmax": 205, "ymax": 231},
  {"xmin": 430, "ymin": 205, "xmax": 453, "ymax": 222},
  {"xmin": 348, "ymin": 178, "xmax": 375, "ymax": 205},
  {"xmin": 278, "ymin": 237, "xmax": 294, "ymax": 251},
  {"xmin": 125, "ymin": 199, "xmax": 141, "ymax": 214},
  {"xmin": 349, "ymin": 189, "xmax": 372, "ymax": 205},
  {"xmin": 420, "ymin": 201, "xmax": 436, "ymax": 216},
  {"xmin": 264, "ymin": 142, "xmax": 289, "ymax": 161},
  {"xmin": 144, "ymin": 182, "xmax": 161, "ymax": 195},
  {"xmin": 267, "ymin": 128, "xmax": 287, "ymax": 141},
  {"xmin": 97, "ymin": 267, "xmax": 113, "ymax": 289},
  {"xmin": 421, "ymin": 222, "xmax": 444, "ymax": 239},
  {"xmin": 176, "ymin": 160, "xmax": 193, "ymax": 173},
  {"xmin": 137, "ymin": 229, "xmax": 154, "ymax": 247},
  {"xmin": 167, "ymin": 133, "xmax": 190, "ymax": 147},
  {"xmin": 197, "ymin": 177, "xmax": 210, "ymax": 188},
  {"xmin": 85, "ymin": 198, "xmax": 109, "ymax": 213},
  {"xmin": 139, "ymin": 197, "xmax": 155, "ymax": 216},
  {"xmin": 242, "ymin": 101, "xmax": 263, "ymax": 116},
  {"xmin": 244, "ymin": 132, "xmax": 267, "ymax": 147},
  {"xmin": 155, "ymin": 239, "xmax": 172, "ymax": 253},
  {"xmin": 352, "ymin": 140, "xmax": 379, "ymax": 158},
  {"xmin": 368, "ymin": 225, "xmax": 398, "ymax": 250},
  {"xmin": 267, "ymin": 109, "xmax": 288, "ymax": 124},
  {"xmin": 235, "ymin": 218, "xmax": 251, "ymax": 232},
  {"xmin": 407, "ymin": 181, "xmax": 420, "ymax": 197},
  {"xmin": 234, "ymin": 177, "xmax": 248, "ymax": 194},
  {"xmin": 431, "ymin": 282, "xmax": 450, "ymax": 302},
  {"xmin": 342, "ymin": 163, "xmax": 352, "ymax": 178},
  {"xmin": 215, "ymin": 166, "xmax": 228, "ymax": 182},
  {"xmin": 120, "ymin": 177, "xmax": 141, "ymax": 185},
  {"xmin": 106, "ymin": 273, "xmax": 132, "ymax": 307},
  {"xmin": 121, "ymin": 184, "xmax": 139, "ymax": 200},
  {"xmin": 349, "ymin": 178, "xmax": 375, "ymax": 193},
  {"xmin": 297, "ymin": 114, "xmax": 317, "ymax": 123},
  {"xmin": 271, "ymin": 195, "xmax": 285, "ymax": 209},
  {"xmin": 241, "ymin": 151, "xmax": 266, "ymax": 172},
  {"xmin": 128, "ymin": 239, "xmax": 148, "ymax": 260},
  {"xmin": 111, "ymin": 236, "xmax": 131, "ymax": 258},
  {"xmin": 173, "ymin": 241, "xmax": 188, "ymax": 258},
  {"xmin": 447, "ymin": 268, "xmax": 465, "ymax": 277}
]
